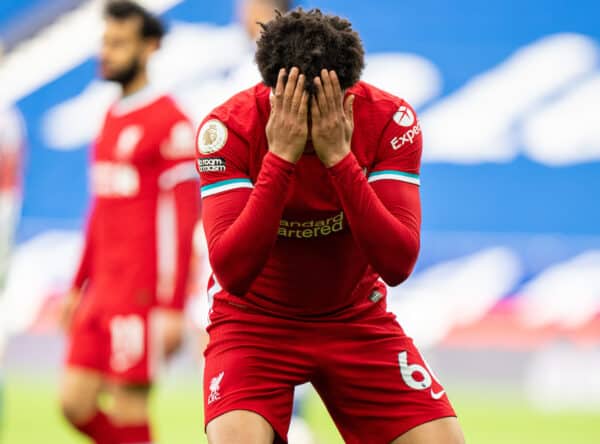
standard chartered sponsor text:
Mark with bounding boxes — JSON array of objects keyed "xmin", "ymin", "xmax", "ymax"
[{"xmin": 278, "ymin": 212, "xmax": 344, "ymax": 239}]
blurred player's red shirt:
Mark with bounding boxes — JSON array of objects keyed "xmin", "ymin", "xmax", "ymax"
[
  {"xmin": 74, "ymin": 89, "xmax": 200, "ymax": 311},
  {"xmin": 197, "ymin": 82, "xmax": 422, "ymax": 318},
  {"xmin": 0, "ymin": 106, "xmax": 23, "ymax": 195}
]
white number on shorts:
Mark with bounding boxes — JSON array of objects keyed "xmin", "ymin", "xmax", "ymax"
[
  {"xmin": 109, "ymin": 315, "xmax": 145, "ymax": 372},
  {"xmin": 398, "ymin": 351, "xmax": 433, "ymax": 390}
]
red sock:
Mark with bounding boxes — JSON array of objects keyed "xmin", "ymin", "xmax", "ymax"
[
  {"xmin": 115, "ymin": 422, "xmax": 152, "ymax": 444},
  {"xmin": 74, "ymin": 411, "xmax": 118, "ymax": 444}
]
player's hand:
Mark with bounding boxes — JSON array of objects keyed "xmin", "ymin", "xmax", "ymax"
[
  {"xmin": 266, "ymin": 67, "xmax": 309, "ymax": 163},
  {"xmin": 59, "ymin": 289, "xmax": 81, "ymax": 333},
  {"xmin": 311, "ymin": 69, "xmax": 355, "ymax": 167}
]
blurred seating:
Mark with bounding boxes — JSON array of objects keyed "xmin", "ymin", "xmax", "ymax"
[{"xmin": 0, "ymin": 0, "xmax": 86, "ymax": 54}]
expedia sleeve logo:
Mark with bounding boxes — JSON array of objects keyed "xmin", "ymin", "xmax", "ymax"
[
  {"xmin": 278, "ymin": 212, "xmax": 344, "ymax": 239},
  {"xmin": 390, "ymin": 104, "xmax": 421, "ymax": 150},
  {"xmin": 391, "ymin": 124, "xmax": 421, "ymax": 150}
]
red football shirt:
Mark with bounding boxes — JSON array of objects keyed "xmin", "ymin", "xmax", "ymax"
[
  {"xmin": 74, "ymin": 89, "xmax": 200, "ymax": 311},
  {"xmin": 197, "ymin": 81, "xmax": 422, "ymax": 318}
]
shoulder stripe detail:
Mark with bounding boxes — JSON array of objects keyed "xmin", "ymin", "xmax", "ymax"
[
  {"xmin": 200, "ymin": 178, "xmax": 253, "ymax": 198},
  {"xmin": 368, "ymin": 170, "xmax": 420, "ymax": 186}
]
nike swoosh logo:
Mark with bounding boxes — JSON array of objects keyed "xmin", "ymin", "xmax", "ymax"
[{"xmin": 431, "ymin": 389, "xmax": 445, "ymax": 400}]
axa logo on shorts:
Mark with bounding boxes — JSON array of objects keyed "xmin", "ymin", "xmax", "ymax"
[
  {"xmin": 208, "ymin": 371, "xmax": 224, "ymax": 405},
  {"xmin": 109, "ymin": 315, "xmax": 145, "ymax": 373},
  {"xmin": 391, "ymin": 124, "xmax": 421, "ymax": 150}
]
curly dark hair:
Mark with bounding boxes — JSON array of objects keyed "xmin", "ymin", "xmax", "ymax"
[{"xmin": 255, "ymin": 8, "xmax": 365, "ymax": 94}]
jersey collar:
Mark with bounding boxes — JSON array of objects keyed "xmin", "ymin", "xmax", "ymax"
[{"xmin": 111, "ymin": 85, "xmax": 162, "ymax": 117}]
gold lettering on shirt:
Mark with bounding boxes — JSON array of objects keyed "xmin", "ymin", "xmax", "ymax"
[{"xmin": 278, "ymin": 212, "xmax": 344, "ymax": 239}]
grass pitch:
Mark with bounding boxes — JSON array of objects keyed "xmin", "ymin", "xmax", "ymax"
[{"xmin": 2, "ymin": 375, "xmax": 599, "ymax": 443}]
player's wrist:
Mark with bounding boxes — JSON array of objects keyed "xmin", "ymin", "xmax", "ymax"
[
  {"xmin": 269, "ymin": 147, "xmax": 301, "ymax": 164},
  {"xmin": 322, "ymin": 147, "xmax": 351, "ymax": 168},
  {"xmin": 67, "ymin": 287, "xmax": 82, "ymax": 301},
  {"xmin": 327, "ymin": 150, "xmax": 357, "ymax": 175}
]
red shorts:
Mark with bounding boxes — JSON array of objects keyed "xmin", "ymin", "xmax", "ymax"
[
  {"xmin": 203, "ymin": 296, "xmax": 456, "ymax": 444},
  {"xmin": 66, "ymin": 297, "xmax": 161, "ymax": 385}
]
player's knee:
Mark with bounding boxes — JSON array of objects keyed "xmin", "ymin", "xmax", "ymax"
[
  {"xmin": 60, "ymin": 393, "xmax": 97, "ymax": 425},
  {"xmin": 453, "ymin": 427, "xmax": 466, "ymax": 444},
  {"xmin": 206, "ymin": 410, "xmax": 274, "ymax": 444},
  {"xmin": 158, "ymin": 310, "xmax": 186, "ymax": 359},
  {"xmin": 163, "ymin": 328, "xmax": 184, "ymax": 358},
  {"xmin": 60, "ymin": 368, "xmax": 103, "ymax": 425},
  {"xmin": 109, "ymin": 384, "xmax": 150, "ymax": 424}
]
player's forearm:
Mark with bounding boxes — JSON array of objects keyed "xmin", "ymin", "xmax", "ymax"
[
  {"xmin": 72, "ymin": 206, "xmax": 96, "ymax": 290},
  {"xmin": 206, "ymin": 152, "xmax": 295, "ymax": 295},
  {"xmin": 0, "ymin": 150, "xmax": 20, "ymax": 192},
  {"xmin": 166, "ymin": 181, "xmax": 200, "ymax": 311},
  {"xmin": 328, "ymin": 153, "xmax": 420, "ymax": 286},
  {"xmin": 72, "ymin": 243, "xmax": 91, "ymax": 290}
]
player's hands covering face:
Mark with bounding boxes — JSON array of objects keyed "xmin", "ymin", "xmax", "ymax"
[
  {"xmin": 311, "ymin": 69, "xmax": 355, "ymax": 167},
  {"xmin": 266, "ymin": 67, "xmax": 309, "ymax": 163}
]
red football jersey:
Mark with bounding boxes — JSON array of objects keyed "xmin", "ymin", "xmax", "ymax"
[
  {"xmin": 74, "ymin": 89, "xmax": 200, "ymax": 311},
  {"xmin": 197, "ymin": 81, "xmax": 422, "ymax": 318}
]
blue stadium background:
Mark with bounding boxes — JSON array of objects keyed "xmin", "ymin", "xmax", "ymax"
[
  {"xmin": 1, "ymin": 0, "xmax": 599, "ymax": 344},
  {"xmin": 13, "ymin": 1, "xmax": 599, "ymax": 231}
]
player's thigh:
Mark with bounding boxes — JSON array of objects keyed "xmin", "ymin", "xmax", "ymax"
[
  {"xmin": 108, "ymin": 382, "xmax": 151, "ymax": 425},
  {"xmin": 60, "ymin": 366, "xmax": 104, "ymax": 423},
  {"xmin": 203, "ymin": 334, "xmax": 297, "ymax": 443},
  {"xmin": 314, "ymin": 312, "xmax": 457, "ymax": 444},
  {"xmin": 206, "ymin": 410, "xmax": 275, "ymax": 444},
  {"xmin": 62, "ymin": 306, "xmax": 107, "ymax": 423},
  {"xmin": 391, "ymin": 417, "xmax": 464, "ymax": 444},
  {"xmin": 203, "ymin": 300, "xmax": 309, "ymax": 442}
]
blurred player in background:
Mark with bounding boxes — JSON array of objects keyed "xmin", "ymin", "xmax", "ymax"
[
  {"xmin": 0, "ymin": 107, "xmax": 23, "ymax": 296},
  {"xmin": 238, "ymin": 0, "xmax": 292, "ymax": 40},
  {"xmin": 59, "ymin": 2, "xmax": 199, "ymax": 443},
  {"xmin": 197, "ymin": 8, "xmax": 465, "ymax": 444},
  {"xmin": 0, "ymin": 101, "xmax": 25, "ymax": 436},
  {"xmin": 0, "ymin": 104, "xmax": 24, "ymax": 347}
]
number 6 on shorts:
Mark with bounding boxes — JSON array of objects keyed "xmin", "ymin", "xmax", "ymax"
[{"xmin": 398, "ymin": 350, "xmax": 436, "ymax": 390}]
